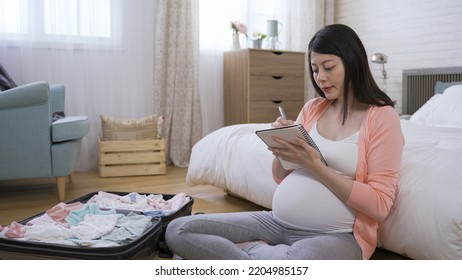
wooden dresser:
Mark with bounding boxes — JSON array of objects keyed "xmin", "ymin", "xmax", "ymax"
[{"xmin": 223, "ymin": 49, "xmax": 306, "ymax": 125}]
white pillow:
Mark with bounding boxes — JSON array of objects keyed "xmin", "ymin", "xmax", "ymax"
[
  {"xmin": 100, "ymin": 114, "xmax": 162, "ymax": 141},
  {"xmin": 409, "ymin": 94, "xmax": 442, "ymax": 124},
  {"xmin": 410, "ymin": 84, "xmax": 462, "ymax": 128}
]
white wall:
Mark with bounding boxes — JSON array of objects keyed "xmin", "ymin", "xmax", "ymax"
[{"xmin": 335, "ymin": 0, "xmax": 462, "ymax": 113}]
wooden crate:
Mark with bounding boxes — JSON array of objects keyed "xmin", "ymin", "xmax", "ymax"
[{"xmin": 99, "ymin": 139, "xmax": 166, "ymax": 177}]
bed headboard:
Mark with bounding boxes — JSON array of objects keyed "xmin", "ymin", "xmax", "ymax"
[{"xmin": 402, "ymin": 67, "xmax": 462, "ymax": 115}]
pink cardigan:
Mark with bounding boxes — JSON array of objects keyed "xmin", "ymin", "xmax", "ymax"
[{"xmin": 274, "ymin": 98, "xmax": 404, "ymax": 259}]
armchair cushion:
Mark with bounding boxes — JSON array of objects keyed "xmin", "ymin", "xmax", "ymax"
[
  {"xmin": 52, "ymin": 116, "xmax": 90, "ymax": 142},
  {"xmin": 49, "ymin": 84, "xmax": 65, "ymax": 113}
]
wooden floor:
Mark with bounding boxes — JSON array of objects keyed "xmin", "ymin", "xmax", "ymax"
[
  {"xmin": 0, "ymin": 166, "xmax": 265, "ymax": 226},
  {"xmin": 0, "ymin": 166, "xmax": 407, "ymax": 260}
]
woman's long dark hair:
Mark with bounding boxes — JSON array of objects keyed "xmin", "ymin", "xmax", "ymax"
[{"xmin": 308, "ymin": 24, "xmax": 395, "ymax": 123}]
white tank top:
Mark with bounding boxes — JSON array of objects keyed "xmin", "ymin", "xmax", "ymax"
[{"xmin": 272, "ymin": 123, "xmax": 359, "ymax": 233}]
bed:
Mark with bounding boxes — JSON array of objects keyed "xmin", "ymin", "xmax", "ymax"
[{"xmin": 187, "ymin": 67, "xmax": 462, "ymax": 260}]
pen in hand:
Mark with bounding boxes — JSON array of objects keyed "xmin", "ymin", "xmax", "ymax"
[
  {"xmin": 276, "ymin": 106, "xmax": 295, "ymax": 127},
  {"xmin": 278, "ymin": 106, "xmax": 287, "ymax": 119}
]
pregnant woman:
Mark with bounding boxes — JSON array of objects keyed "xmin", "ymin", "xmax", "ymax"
[{"xmin": 165, "ymin": 24, "xmax": 404, "ymax": 260}]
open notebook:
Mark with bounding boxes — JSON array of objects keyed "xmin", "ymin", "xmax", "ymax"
[{"xmin": 256, "ymin": 124, "xmax": 328, "ymax": 169}]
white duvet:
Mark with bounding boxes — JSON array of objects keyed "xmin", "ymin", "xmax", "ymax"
[{"xmin": 186, "ymin": 120, "xmax": 462, "ymax": 260}]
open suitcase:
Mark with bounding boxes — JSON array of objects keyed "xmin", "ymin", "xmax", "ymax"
[{"xmin": 0, "ymin": 191, "xmax": 194, "ymax": 259}]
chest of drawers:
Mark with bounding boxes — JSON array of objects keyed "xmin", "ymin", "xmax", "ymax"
[{"xmin": 223, "ymin": 49, "xmax": 306, "ymax": 125}]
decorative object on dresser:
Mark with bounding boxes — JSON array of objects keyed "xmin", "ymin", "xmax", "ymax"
[
  {"xmin": 252, "ymin": 32, "xmax": 266, "ymax": 49},
  {"xmin": 223, "ymin": 49, "xmax": 305, "ymax": 125},
  {"xmin": 266, "ymin": 20, "xmax": 283, "ymax": 50},
  {"xmin": 230, "ymin": 21, "xmax": 248, "ymax": 50}
]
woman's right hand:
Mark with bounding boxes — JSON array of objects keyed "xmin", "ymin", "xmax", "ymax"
[{"xmin": 271, "ymin": 116, "xmax": 294, "ymax": 128}]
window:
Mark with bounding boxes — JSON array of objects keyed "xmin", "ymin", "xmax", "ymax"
[
  {"xmin": 44, "ymin": 0, "xmax": 111, "ymax": 38},
  {"xmin": 0, "ymin": 0, "xmax": 28, "ymax": 34},
  {"xmin": 0, "ymin": 0, "xmax": 118, "ymax": 43}
]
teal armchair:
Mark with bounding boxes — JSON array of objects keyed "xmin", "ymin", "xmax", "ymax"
[{"xmin": 0, "ymin": 81, "xmax": 89, "ymax": 200}]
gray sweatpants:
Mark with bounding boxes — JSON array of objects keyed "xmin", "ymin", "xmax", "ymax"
[{"xmin": 165, "ymin": 211, "xmax": 362, "ymax": 260}]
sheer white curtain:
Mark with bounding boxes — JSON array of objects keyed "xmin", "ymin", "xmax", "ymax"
[
  {"xmin": 0, "ymin": 0, "xmax": 157, "ymax": 171},
  {"xmin": 198, "ymin": 0, "xmax": 334, "ymax": 135}
]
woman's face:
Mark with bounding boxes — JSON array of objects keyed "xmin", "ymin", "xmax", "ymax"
[{"xmin": 310, "ymin": 52, "xmax": 346, "ymax": 102}]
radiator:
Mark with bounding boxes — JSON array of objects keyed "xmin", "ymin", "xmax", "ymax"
[{"xmin": 402, "ymin": 67, "xmax": 462, "ymax": 115}]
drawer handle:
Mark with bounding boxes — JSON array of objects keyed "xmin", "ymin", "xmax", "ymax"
[
  {"xmin": 272, "ymin": 51, "xmax": 283, "ymax": 55},
  {"xmin": 271, "ymin": 75, "xmax": 283, "ymax": 80},
  {"xmin": 271, "ymin": 99, "xmax": 283, "ymax": 104}
]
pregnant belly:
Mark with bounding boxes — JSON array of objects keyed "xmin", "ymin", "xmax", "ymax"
[{"xmin": 272, "ymin": 169, "xmax": 356, "ymax": 233}]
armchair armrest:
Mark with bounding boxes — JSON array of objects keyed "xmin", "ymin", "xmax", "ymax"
[
  {"xmin": 49, "ymin": 84, "xmax": 65, "ymax": 113},
  {"xmin": 0, "ymin": 81, "xmax": 49, "ymax": 109},
  {"xmin": 52, "ymin": 116, "xmax": 90, "ymax": 142}
]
